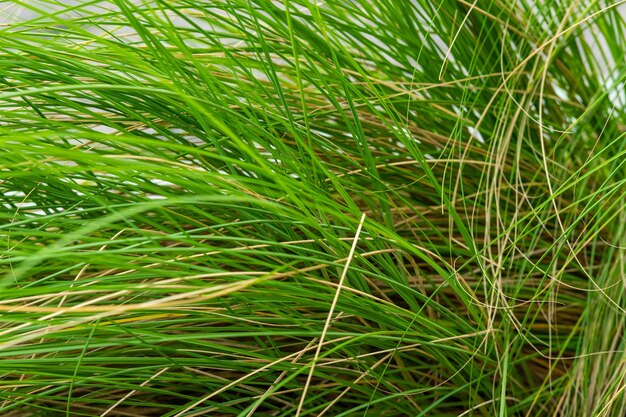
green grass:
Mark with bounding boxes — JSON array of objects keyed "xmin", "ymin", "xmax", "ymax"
[{"xmin": 0, "ymin": 0, "xmax": 625, "ymax": 416}]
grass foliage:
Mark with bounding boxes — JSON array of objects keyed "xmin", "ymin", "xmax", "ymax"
[{"xmin": 1, "ymin": 0, "xmax": 626, "ymax": 416}]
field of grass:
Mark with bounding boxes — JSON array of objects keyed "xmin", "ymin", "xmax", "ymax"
[{"xmin": 1, "ymin": 0, "xmax": 625, "ymax": 416}]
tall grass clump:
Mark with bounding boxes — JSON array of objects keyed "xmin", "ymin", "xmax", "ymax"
[{"xmin": 1, "ymin": 0, "xmax": 625, "ymax": 416}]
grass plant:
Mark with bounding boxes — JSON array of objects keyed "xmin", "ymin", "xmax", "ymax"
[{"xmin": 0, "ymin": 0, "xmax": 625, "ymax": 416}]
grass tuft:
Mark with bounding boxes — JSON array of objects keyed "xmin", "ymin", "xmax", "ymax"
[{"xmin": 1, "ymin": 1, "xmax": 625, "ymax": 416}]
